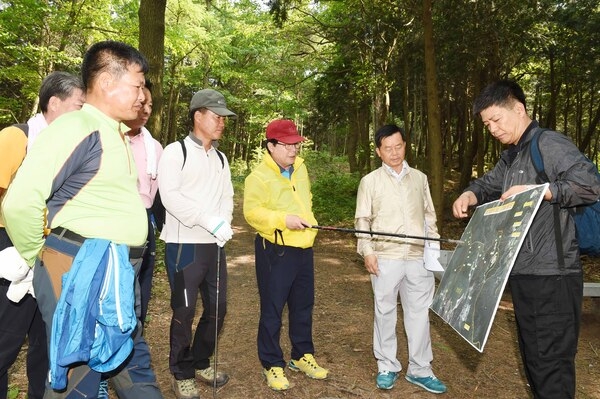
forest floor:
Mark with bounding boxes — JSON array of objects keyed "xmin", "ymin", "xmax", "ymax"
[{"xmin": 9, "ymin": 194, "xmax": 600, "ymax": 399}]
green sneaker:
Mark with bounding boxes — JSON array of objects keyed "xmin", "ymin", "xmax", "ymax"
[{"xmin": 288, "ymin": 354, "xmax": 328, "ymax": 379}]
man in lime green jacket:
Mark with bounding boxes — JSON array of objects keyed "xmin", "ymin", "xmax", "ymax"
[{"xmin": 243, "ymin": 119, "xmax": 327, "ymax": 392}]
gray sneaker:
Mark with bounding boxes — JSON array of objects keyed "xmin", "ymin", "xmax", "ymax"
[
  {"xmin": 196, "ymin": 365, "xmax": 230, "ymax": 387},
  {"xmin": 172, "ymin": 378, "xmax": 199, "ymax": 399}
]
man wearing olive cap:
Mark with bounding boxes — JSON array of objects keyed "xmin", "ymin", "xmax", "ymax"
[
  {"xmin": 157, "ymin": 88, "xmax": 235, "ymax": 399},
  {"xmin": 244, "ymin": 119, "xmax": 328, "ymax": 391}
]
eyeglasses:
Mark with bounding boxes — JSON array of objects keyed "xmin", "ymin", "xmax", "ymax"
[{"xmin": 276, "ymin": 142, "xmax": 301, "ymax": 150}]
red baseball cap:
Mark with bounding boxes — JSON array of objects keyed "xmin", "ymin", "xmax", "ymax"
[{"xmin": 266, "ymin": 119, "xmax": 306, "ymax": 144}]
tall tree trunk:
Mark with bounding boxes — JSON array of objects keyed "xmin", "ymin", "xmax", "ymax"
[
  {"xmin": 578, "ymin": 103, "xmax": 600, "ymax": 155},
  {"xmin": 139, "ymin": 0, "xmax": 167, "ymax": 142},
  {"xmin": 373, "ymin": 89, "xmax": 388, "ymax": 129},
  {"xmin": 545, "ymin": 48, "xmax": 559, "ymax": 130},
  {"xmin": 402, "ymin": 61, "xmax": 413, "ymax": 165},
  {"xmin": 357, "ymin": 106, "xmax": 371, "ymax": 173},
  {"xmin": 347, "ymin": 108, "xmax": 360, "ymax": 173},
  {"xmin": 422, "ymin": 0, "xmax": 444, "ymax": 232}
]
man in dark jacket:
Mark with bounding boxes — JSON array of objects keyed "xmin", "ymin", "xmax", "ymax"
[{"xmin": 452, "ymin": 79, "xmax": 600, "ymax": 399}]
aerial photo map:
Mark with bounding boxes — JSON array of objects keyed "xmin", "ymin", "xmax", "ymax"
[{"xmin": 430, "ymin": 184, "xmax": 548, "ymax": 352}]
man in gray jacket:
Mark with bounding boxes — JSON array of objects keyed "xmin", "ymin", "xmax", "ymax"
[{"xmin": 453, "ymin": 79, "xmax": 600, "ymax": 399}]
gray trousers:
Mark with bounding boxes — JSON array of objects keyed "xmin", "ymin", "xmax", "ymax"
[{"xmin": 371, "ymin": 257, "xmax": 435, "ymax": 377}]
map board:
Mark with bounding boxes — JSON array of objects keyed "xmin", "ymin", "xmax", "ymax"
[{"xmin": 430, "ymin": 184, "xmax": 548, "ymax": 352}]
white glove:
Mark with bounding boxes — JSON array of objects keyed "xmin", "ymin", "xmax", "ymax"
[
  {"xmin": 206, "ymin": 216, "xmax": 233, "ymax": 244},
  {"xmin": 0, "ymin": 246, "xmax": 35, "ymax": 302},
  {"xmin": 423, "ymin": 240, "xmax": 444, "ymax": 272},
  {"xmin": 7, "ymin": 267, "xmax": 35, "ymax": 302},
  {"xmin": 0, "ymin": 246, "xmax": 29, "ymax": 281}
]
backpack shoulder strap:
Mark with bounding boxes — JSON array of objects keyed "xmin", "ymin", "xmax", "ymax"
[
  {"xmin": 12, "ymin": 123, "xmax": 29, "ymax": 137},
  {"xmin": 178, "ymin": 138, "xmax": 187, "ymax": 170},
  {"xmin": 529, "ymin": 128, "xmax": 549, "ymax": 183},
  {"xmin": 178, "ymin": 137, "xmax": 224, "ymax": 170},
  {"xmin": 529, "ymin": 128, "xmax": 565, "ymax": 269},
  {"xmin": 215, "ymin": 149, "xmax": 224, "ymax": 169}
]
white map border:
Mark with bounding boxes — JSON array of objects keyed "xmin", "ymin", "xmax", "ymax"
[{"xmin": 430, "ymin": 183, "xmax": 548, "ymax": 352}]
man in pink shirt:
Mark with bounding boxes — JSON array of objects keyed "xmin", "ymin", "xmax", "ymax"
[{"xmin": 124, "ymin": 79, "xmax": 163, "ymax": 325}]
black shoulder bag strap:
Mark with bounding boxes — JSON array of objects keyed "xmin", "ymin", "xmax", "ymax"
[
  {"xmin": 178, "ymin": 138, "xmax": 224, "ymax": 169},
  {"xmin": 178, "ymin": 138, "xmax": 187, "ymax": 170},
  {"xmin": 530, "ymin": 129, "xmax": 565, "ymax": 271}
]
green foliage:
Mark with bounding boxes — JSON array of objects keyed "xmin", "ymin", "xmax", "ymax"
[
  {"xmin": 153, "ymin": 234, "xmax": 165, "ymax": 273},
  {"xmin": 7, "ymin": 385, "xmax": 18, "ymax": 399},
  {"xmin": 303, "ymin": 149, "xmax": 360, "ymax": 226},
  {"xmin": 229, "ymin": 158, "xmax": 252, "ymax": 190},
  {"xmin": 1, "ymin": 0, "xmax": 598, "ymax": 183},
  {"xmin": 232, "ymin": 147, "xmax": 359, "ymax": 226},
  {"xmin": 0, "ymin": 0, "xmax": 136, "ymax": 125}
]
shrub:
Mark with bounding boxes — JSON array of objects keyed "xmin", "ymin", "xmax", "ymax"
[{"xmin": 303, "ymin": 150, "xmax": 360, "ymax": 226}]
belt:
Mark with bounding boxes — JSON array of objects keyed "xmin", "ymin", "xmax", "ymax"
[
  {"xmin": 129, "ymin": 245, "xmax": 147, "ymax": 259},
  {"xmin": 52, "ymin": 227, "xmax": 147, "ymax": 259},
  {"xmin": 52, "ymin": 227, "xmax": 86, "ymax": 243}
]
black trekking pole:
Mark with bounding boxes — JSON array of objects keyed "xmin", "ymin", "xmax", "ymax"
[
  {"xmin": 309, "ymin": 225, "xmax": 464, "ymax": 245},
  {"xmin": 213, "ymin": 247, "xmax": 221, "ymax": 399}
]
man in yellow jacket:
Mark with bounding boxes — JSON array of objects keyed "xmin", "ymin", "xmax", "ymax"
[{"xmin": 243, "ymin": 119, "xmax": 328, "ymax": 391}]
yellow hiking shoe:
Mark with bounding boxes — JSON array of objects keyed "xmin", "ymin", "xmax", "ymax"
[
  {"xmin": 263, "ymin": 366, "xmax": 290, "ymax": 391},
  {"xmin": 288, "ymin": 354, "xmax": 328, "ymax": 379}
]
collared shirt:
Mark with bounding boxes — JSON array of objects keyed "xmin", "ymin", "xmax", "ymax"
[
  {"xmin": 157, "ymin": 135, "xmax": 234, "ymax": 244},
  {"xmin": 382, "ymin": 160, "xmax": 409, "ymax": 182},
  {"xmin": 0, "ymin": 114, "xmax": 49, "ymax": 227},
  {"xmin": 0, "ymin": 127, "xmax": 27, "ymax": 227},
  {"xmin": 355, "ymin": 162, "xmax": 439, "ymax": 260},
  {"xmin": 2, "ymin": 103, "xmax": 147, "ymax": 266},
  {"xmin": 279, "ymin": 164, "xmax": 294, "ymax": 179},
  {"xmin": 244, "ymin": 152, "xmax": 317, "ymax": 249},
  {"xmin": 126, "ymin": 129, "xmax": 163, "ymax": 208}
]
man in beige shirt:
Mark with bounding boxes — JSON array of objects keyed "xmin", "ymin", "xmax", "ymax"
[{"xmin": 355, "ymin": 124, "xmax": 446, "ymax": 394}]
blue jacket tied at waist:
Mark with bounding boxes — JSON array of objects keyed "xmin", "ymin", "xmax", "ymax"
[{"xmin": 50, "ymin": 238, "xmax": 137, "ymax": 390}]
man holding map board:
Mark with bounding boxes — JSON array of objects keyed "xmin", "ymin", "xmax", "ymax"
[{"xmin": 452, "ymin": 79, "xmax": 600, "ymax": 399}]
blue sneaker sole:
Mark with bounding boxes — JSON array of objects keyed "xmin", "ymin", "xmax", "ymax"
[{"xmin": 405, "ymin": 375, "xmax": 447, "ymax": 394}]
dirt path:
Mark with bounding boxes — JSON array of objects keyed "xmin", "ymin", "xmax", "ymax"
[
  {"xmin": 143, "ymin": 201, "xmax": 600, "ymax": 399},
  {"xmin": 9, "ymin": 198, "xmax": 600, "ymax": 398}
]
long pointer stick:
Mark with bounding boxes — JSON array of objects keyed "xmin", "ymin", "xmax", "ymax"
[{"xmin": 310, "ymin": 225, "xmax": 464, "ymax": 245}]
